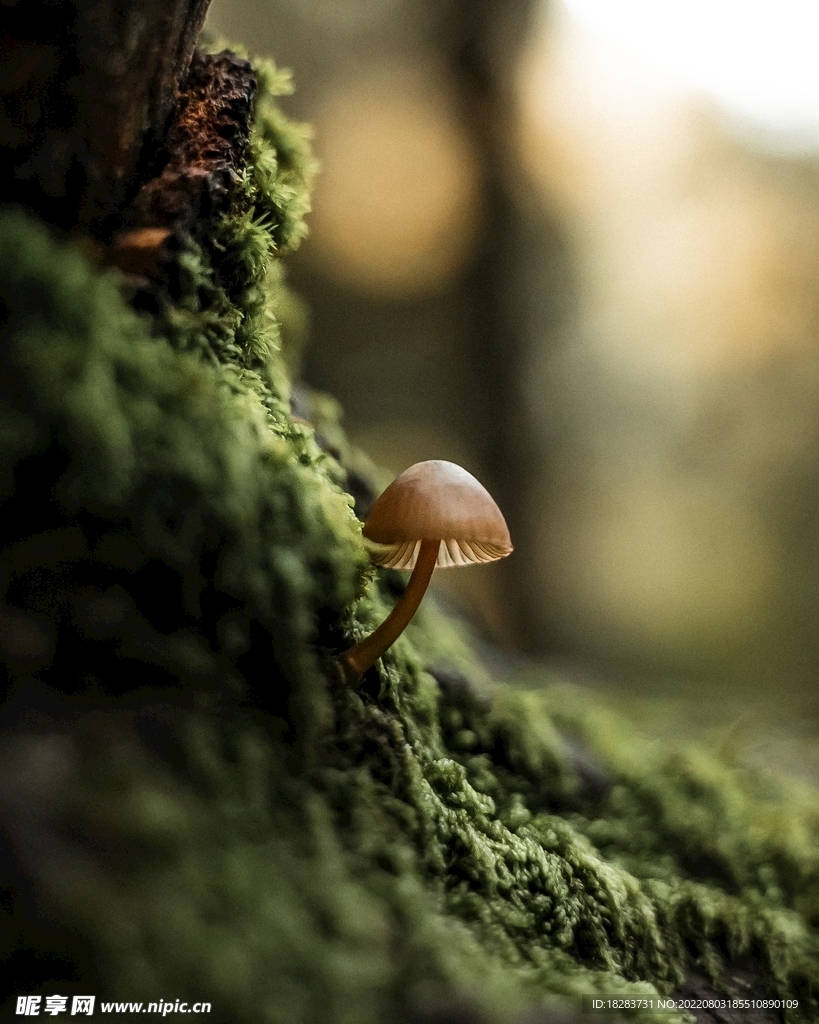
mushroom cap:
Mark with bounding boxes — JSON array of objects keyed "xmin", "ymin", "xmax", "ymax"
[{"xmin": 362, "ymin": 460, "xmax": 513, "ymax": 569}]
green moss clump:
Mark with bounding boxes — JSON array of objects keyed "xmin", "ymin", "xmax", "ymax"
[
  {"xmin": 0, "ymin": 203, "xmax": 363, "ymax": 744},
  {"xmin": 2, "ymin": 51, "xmax": 819, "ymax": 1024}
]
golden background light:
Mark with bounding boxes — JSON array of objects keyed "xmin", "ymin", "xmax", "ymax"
[
  {"xmin": 307, "ymin": 62, "xmax": 481, "ymax": 297},
  {"xmin": 513, "ymin": 1, "xmax": 819, "ymax": 689}
]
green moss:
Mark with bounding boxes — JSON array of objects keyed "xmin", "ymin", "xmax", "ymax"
[
  {"xmin": 2, "ymin": 50, "xmax": 819, "ymax": 1024},
  {"xmin": 0, "ymin": 203, "xmax": 363, "ymax": 747}
]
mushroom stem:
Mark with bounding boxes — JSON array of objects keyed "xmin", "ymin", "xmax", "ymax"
[{"xmin": 338, "ymin": 538, "xmax": 440, "ymax": 682}]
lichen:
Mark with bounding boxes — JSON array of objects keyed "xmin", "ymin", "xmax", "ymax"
[{"xmin": 1, "ymin": 49, "xmax": 819, "ymax": 1024}]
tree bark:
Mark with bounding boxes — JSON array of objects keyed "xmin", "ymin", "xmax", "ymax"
[{"xmin": 1, "ymin": 0, "xmax": 213, "ymax": 237}]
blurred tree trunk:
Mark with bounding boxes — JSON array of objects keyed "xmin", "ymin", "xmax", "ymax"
[{"xmin": 433, "ymin": 0, "xmax": 573, "ymax": 652}]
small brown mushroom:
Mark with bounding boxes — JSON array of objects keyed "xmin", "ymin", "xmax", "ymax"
[{"xmin": 337, "ymin": 460, "xmax": 513, "ymax": 681}]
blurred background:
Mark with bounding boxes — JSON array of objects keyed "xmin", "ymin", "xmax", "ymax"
[{"xmin": 208, "ymin": 0, "xmax": 819, "ymax": 777}]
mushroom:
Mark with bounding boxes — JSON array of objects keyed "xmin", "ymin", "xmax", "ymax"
[{"xmin": 337, "ymin": 460, "xmax": 513, "ymax": 681}]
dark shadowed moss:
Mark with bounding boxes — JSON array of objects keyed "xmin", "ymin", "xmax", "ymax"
[{"xmin": 1, "ymin": 52, "xmax": 819, "ymax": 1024}]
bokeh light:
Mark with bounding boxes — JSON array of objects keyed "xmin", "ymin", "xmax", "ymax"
[
  {"xmin": 308, "ymin": 61, "xmax": 481, "ymax": 297},
  {"xmin": 562, "ymin": 0, "xmax": 819, "ymax": 148}
]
